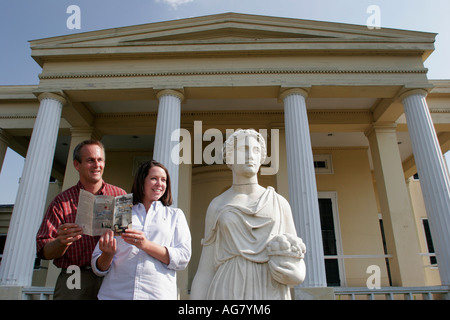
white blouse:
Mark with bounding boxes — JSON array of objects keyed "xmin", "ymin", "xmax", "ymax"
[{"xmin": 91, "ymin": 201, "xmax": 191, "ymax": 300}]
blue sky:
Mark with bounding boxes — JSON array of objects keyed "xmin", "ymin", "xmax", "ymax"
[{"xmin": 1, "ymin": 0, "xmax": 450, "ymax": 203}]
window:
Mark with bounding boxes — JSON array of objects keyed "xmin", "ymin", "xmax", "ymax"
[
  {"xmin": 313, "ymin": 154, "xmax": 333, "ymax": 174},
  {"xmin": 318, "ymin": 193, "xmax": 344, "ymax": 286},
  {"xmin": 422, "ymin": 219, "xmax": 437, "ymax": 266},
  {"xmin": 378, "ymin": 217, "xmax": 393, "ymax": 286}
]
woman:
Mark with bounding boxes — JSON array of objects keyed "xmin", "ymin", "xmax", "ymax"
[
  {"xmin": 91, "ymin": 160, "xmax": 191, "ymax": 299},
  {"xmin": 190, "ymin": 129, "xmax": 306, "ymax": 300}
]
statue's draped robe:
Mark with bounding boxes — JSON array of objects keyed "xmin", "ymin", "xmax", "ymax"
[{"xmin": 203, "ymin": 187, "xmax": 297, "ymax": 299}]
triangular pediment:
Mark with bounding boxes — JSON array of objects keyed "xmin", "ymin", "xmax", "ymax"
[
  {"xmin": 30, "ymin": 12, "xmax": 436, "ymax": 64},
  {"xmin": 122, "ymin": 26, "xmax": 332, "ymax": 43}
]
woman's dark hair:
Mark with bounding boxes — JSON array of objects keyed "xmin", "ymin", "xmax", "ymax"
[{"xmin": 131, "ymin": 160, "xmax": 173, "ymax": 206}]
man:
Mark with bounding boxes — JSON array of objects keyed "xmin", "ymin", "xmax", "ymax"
[{"xmin": 36, "ymin": 140, "xmax": 126, "ymax": 299}]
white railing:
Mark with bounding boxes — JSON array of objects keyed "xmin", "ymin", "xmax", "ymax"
[
  {"xmin": 20, "ymin": 286, "xmax": 450, "ymax": 300},
  {"xmin": 22, "ymin": 287, "xmax": 54, "ymax": 300},
  {"xmin": 334, "ymin": 286, "xmax": 450, "ymax": 300}
]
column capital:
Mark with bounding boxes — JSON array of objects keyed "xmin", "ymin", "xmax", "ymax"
[
  {"xmin": 364, "ymin": 122, "xmax": 398, "ymax": 138},
  {"xmin": 155, "ymin": 89, "xmax": 185, "ymax": 102},
  {"xmin": 70, "ymin": 126, "xmax": 103, "ymax": 141},
  {"xmin": 279, "ymin": 87, "xmax": 310, "ymax": 101},
  {"xmin": 398, "ymin": 88, "xmax": 430, "ymax": 102},
  {"xmin": 37, "ymin": 92, "xmax": 67, "ymax": 105}
]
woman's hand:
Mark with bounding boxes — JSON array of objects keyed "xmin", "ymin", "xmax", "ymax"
[
  {"xmin": 99, "ymin": 229, "xmax": 117, "ymax": 255},
  {"xmin": 121, "ymin": 228, "xmax": 147, "ymax": 249},
  {"xmin": 122, "ymin": 229, "xmax": 170, "ymax": 265},
  {"xmin": 96, "ymin": 230, "xmax": 116, "ymax": 271}
]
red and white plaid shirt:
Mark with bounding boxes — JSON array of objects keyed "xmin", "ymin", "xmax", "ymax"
[{"xmin": 36, "ymin": 181, "xmax": 127, "ymax": 268}]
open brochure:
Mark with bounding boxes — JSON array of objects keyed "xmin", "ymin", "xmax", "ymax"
[{"xmin": 75, "ymin": 189, "xmax": 133, "ymax": 236}]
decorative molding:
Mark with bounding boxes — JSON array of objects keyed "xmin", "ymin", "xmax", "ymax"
[
  {"xmin": 429, "ymin": 108, "xmax": 450, "ymax": 113},
  {"xmin": 38, "ymin": 68, "xmax": 428, "ymax": 80},
  {"xmin": 279, "ymin": 87, "xmax": 309, "ymax": 100},
  {"xmin": 37, "ymin": 92, "xmax": 67, "ymax": 105},
  {"xmin": 398, "ymin": 88, "xmax": 430, "ymax": 101},
  {"xmin": 156, "ymin": 89, "xmax": 185, "ymax": 102}
]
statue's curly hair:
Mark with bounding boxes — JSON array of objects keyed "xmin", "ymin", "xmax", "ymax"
[{"xmin": 222, "ymin": 129, "xmax": 267, "ymax": 167}]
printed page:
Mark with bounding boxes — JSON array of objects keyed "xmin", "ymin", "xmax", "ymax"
[
  {"xmin": 92, "ymin": 195, "xmax": 115, "ymax": 236},
  {"xmin": 75, "ymin": 189, "xmax": 96, "ymax": 236},
  {"xmin": 112, "ymin": 194, "xmax": 133, "ymax": 235}
]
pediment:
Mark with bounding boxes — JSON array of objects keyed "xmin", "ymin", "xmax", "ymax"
[
  {"xmin": 30, "ymin": 12, "xmax": 436, "ymax": 64},
  {"xmin": 122, "ymin": 26, "xmax": 333, "ymax": 43}
]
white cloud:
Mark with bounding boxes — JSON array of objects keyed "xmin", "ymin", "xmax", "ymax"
[{"xmin": 155, "ymin": 0, "xmax": 195, "ymax": 9}]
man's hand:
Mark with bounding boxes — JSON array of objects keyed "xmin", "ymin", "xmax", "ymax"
[
  {"xmin": 56, "ymin": 223, "xmax": 83, "ymax": 246},
  {"xmin": 42, "ymin": 223, "xmax": 83, "ymax": 260}
]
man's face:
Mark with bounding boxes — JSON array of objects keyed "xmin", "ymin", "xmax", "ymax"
[{"xmin": 73, "ymin": 144, "xmax": 105, "ymax": 185}]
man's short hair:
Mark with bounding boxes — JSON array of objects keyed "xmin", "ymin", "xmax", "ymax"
[{"xmin": 73, "ymin": 140, "xmax": 105, "ymax": 163}]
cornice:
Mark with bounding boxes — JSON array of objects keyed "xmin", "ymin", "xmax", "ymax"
[{"xmin": 38, "ymin": 68, "xmax": 427, "ymax": 80}]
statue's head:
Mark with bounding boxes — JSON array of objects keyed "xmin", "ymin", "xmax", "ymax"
[{"xmin": 222, "ymin": 129, "xmax": 267, "ymax": 171}]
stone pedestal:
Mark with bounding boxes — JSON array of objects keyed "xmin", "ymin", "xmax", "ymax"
[{"xmin": 294, "ymin": 287, "xmax": 335, "ymax": 300}]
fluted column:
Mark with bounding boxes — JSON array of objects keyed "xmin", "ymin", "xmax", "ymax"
[
  {"xmin": 280, "ymin": 88, "xmax": 327, "ymax": 288},
  {"xmin": 153, "ymin": 89, "xmax": 184, "ymax": 207},
  {"xmin": 0, "ymin": 93, "xmax": 65, "ymax": 286},
  {"xmin": 401, "ymin": 89, "xmax": 450, "ymax": 285}
]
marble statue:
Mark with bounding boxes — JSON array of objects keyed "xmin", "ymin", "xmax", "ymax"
[{"xmin": 190, "ymin": 129, "xmax": 306, "ymax": 300}]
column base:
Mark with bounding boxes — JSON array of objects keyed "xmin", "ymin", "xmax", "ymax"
[
  {"xmin": 294, "ymin": 287, "xmax": 335, "ymax": 300},
  {"xmin": 0, "ymin": 286, "xmax": 23, "ymax": 299}
]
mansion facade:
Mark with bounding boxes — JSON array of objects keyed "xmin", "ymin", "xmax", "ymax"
[{"xmin": 0, "ymin": 13, "xmax": 449, "ymax": 299}]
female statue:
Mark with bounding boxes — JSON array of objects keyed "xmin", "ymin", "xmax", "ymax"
[{"xmin": 190, "ymin": 129, "xmax": 306, "ymax": 300}]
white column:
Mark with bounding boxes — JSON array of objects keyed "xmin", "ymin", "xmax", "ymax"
[
  {"xmin": 280, "ymin": 88, "xmax": 327, "ymax": 288},
  {"xmin": 0, "ymin": 93, "xmax": 65, "ymax": 286},
  {"xmin": 401, "ymin": 89, "xmax": 450, "ymax": 285},
  {"xmin": 153, "ymin": 89, "xmax": 183, "ymax": 208}
]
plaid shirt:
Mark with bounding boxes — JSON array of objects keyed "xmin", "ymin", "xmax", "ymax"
[{"xmin": 36, "ymin": 181, "xmax": 127, "ymax": 268}]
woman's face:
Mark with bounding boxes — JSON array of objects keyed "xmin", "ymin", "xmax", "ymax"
[{"xmin": 143, "ymin": 166, "xmax": 167, "ymax": 204}]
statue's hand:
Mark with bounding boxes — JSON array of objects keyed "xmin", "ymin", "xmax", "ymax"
[
  {"xmin": 268, "ymin": 258, "xmax": 306, "ymax": 286},
  {"xmin": 267, "ymin": 234, "xmax": 306, "ymax": 286}
]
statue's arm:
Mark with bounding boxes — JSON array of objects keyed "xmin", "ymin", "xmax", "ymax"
[
  {"xmin": 190, "ymin": 200, "xmax": 219, "ymax": 300},
  {"xmin": 190, "ymin": 243, "xmax": 215, "ymax": 299},
  {"xmin": 267, "ymin": 193, "xmax": 307, "ymax": 286}
]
